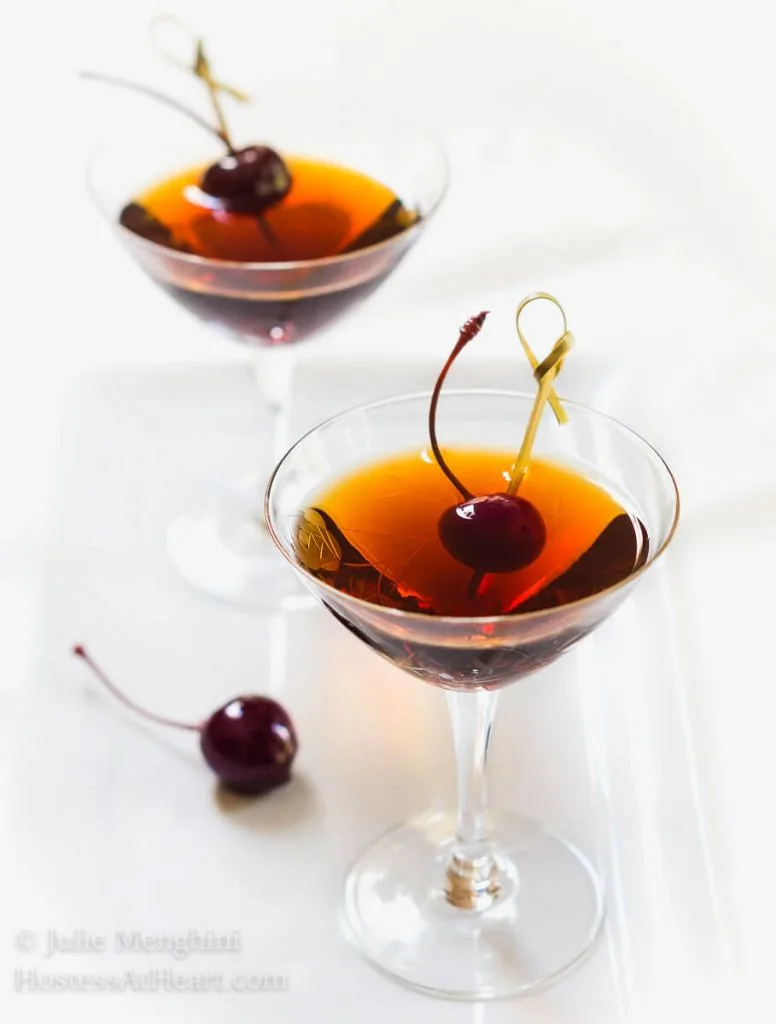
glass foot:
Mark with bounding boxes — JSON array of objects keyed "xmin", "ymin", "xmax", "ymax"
[
  {"xmin": 166, "ymin": 482, "xmax": 311, "ymax": 610},
  {"xmin": 342, "ymin": 810, "xmax": 604, "ymax": 1000}
]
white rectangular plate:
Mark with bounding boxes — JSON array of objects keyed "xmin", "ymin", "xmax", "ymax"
[{"xmin": 3, "ymin": 356, "xmax": 734, "ymax": 1023}]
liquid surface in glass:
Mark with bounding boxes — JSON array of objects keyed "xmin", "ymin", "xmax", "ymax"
[
  {"xmin": 121, "ymin": 156, "xmax": 414, "ymax": 262},
  {"xmin": 300, "ymin": 448, "xmax": 647, "ymax": 617}
]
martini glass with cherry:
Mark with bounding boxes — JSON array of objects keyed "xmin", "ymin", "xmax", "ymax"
[
  {"xmin": 266, "ymin": 293, "xmax": 679, "ymax": 998},
  {"xmin": 84, "ymin": 23, "xmax": 448, "ymax": 608}
]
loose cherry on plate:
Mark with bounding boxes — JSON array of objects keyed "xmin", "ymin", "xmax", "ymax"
[
  {"xmin": 72, "ymin": 645, "xmax": 298, "ymax": 796},
  {"xmin": 428, "ymin": 312, "xmax": 548, "ymax": 576}
]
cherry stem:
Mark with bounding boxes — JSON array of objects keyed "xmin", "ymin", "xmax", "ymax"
[
  {"xmin": 467, "ymin": 571, "xmax": 485, "ymax": 600},
  {"xmin": 428, "ymin": 312, "xmax": 489, "ymax": 501},
  {"xmin": 72, "ymin": 645, "xmax": 201, "ymax": 733},
  {"xmin": 257, "ymin": 214, "xmax": 278, "ymax": 247},
  {"xmin": 79, "ymin": 72, "xmax": 227, "ymax": 147}
]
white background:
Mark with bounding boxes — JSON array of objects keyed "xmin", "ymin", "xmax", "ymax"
[{"xmin": 1, "ymin": 0, "xmax": 774, "ymax": 1017}]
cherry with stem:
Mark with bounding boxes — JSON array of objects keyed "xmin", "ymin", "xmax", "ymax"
[
  {"xmin": 82, "ymin": 28, "xmax": 291, "ymax": 239},
  {"xmin": 429, "ymin": 296, "xmax": 573, "ymax": 586},
  {"xmin": 169, "ymin": 33, "xmax": 287, "ymax": 239},
  {"xmin": 72, "ymin": 645, "xmax": 298, "ymax": 796}
]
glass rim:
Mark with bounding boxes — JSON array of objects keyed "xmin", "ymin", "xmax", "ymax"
[
  {"xmin": 264, "ymin": 387, "xmax": 681, "ymax": 627},
  {"xmin": 84, "ymin": 118, "xmax": 450, "ymax": 273}
]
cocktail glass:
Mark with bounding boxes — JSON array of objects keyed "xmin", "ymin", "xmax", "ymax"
[
  {"xmin": 265, "ymin": 389, "xmax": 679, "ymax": 999},
  {"xmin": 86, "ymin": 91, "xmax": 448, "ymax": 607}
]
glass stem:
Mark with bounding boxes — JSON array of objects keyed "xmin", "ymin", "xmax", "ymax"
[
  {"xmin": 250, "ymin": 343, "xmax": 297, "ymax": 523},
  {"xmin": 445, "ymin": 689, "xmax": 501, "ymax": 910}
]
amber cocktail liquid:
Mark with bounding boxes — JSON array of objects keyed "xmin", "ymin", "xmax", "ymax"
[
  {"xmin": 304, "ymin": 448, "xmax": 648, "ymax": 618},
  {"xmin": 119, "ymin": 157, "xmax": 416, "ymax": 341}
]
